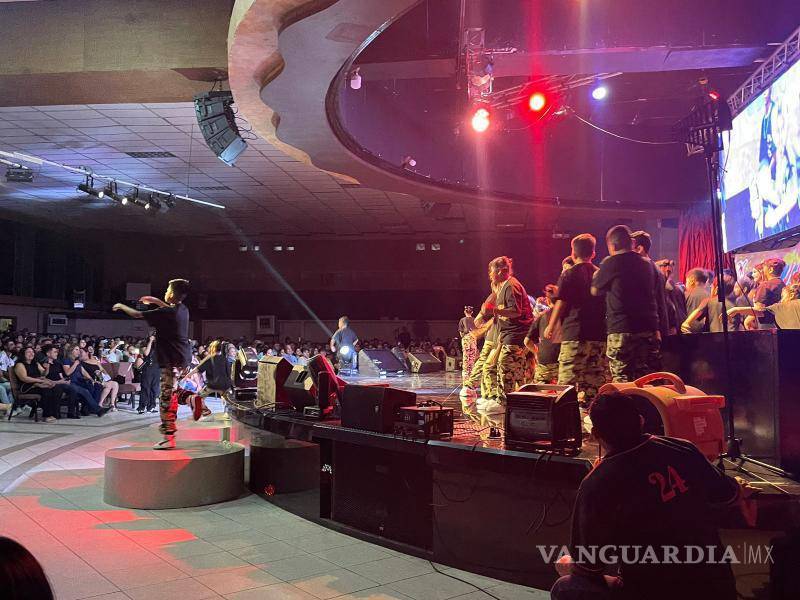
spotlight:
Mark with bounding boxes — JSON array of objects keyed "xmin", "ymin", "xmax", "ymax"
[
  {"xmin": 273, "ymin": 245, "xmax": 283, "ymax": 252},
  {"xmin": 471, "ymin": 107, "xmax": 491, "ymax": 133},
  {"xmin": 431, "ymin": 243, "xmax": 441, "ymax": 251},
  {"xmin": 77, "ymin": 180, "xmax": 105, "ymax": 198},
  {"xmin": 238, "ymin": 244, "xmax": 248, "ymax": 252},
  {"xmin": 416, "ymin": 243, "xmax": 426, "ymax": 251},
  {"xmin": 349, "ymin": 67, "xmax": 362, "ymax": 90},
  {"xmin": 401, "ymin": 155, "xmax": 417, "ymax": 169},
  {"xmin": 252, "ymin": 244, "xmax": 260, "ymax": 252},
  {"xmin": 591, "ymin": 86, "xmax": 608, "ymax": 100},
  {"xmin": 5, "ymin": 167, "xmax": 34, "ymax": 182},
  {"xmin": 528, "ymin": 92, "xmax": 547, "ymax": 112},
  {"xmin": 339, "ymin": 345, "xmax": 352, "ymax": 358},
  {"xmin": 287, "ymin": 246, "xmax": 295, "ymax": 251}
]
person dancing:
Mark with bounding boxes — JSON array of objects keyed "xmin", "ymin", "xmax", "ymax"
[
  {"xmin": 113, "ymin": 279, "xmax": 198, "ymax": 449},
  {"xmin": 459, "ymin": 285, "xmax": 499, "ymax": 419}
]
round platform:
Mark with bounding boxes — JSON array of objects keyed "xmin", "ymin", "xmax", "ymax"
[{"xmin": 103, "ymin": 441, "xmax": 245, "ymax": 509}]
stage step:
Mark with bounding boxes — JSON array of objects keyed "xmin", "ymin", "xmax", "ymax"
[{"xmin": 103, "ymin": 441, "xmax": 245, "ymax": 509}]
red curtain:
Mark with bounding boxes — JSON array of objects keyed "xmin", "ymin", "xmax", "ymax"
[{"xmin": 678, "ymin": 202, "xmax": 732, "ymax": 282}]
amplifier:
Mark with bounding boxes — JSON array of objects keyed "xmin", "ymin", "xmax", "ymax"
[
  {"xmin": 341, "ymin": 385, "xmax": 416, "ymax": 433},
  {"xmin": 408, "ymin": 352, "xmax": 442, "ymax": 373},
  {"xmin": 504, "ymin": 384, "xmax": 581, "ymax": 452},
  {"xmin": 395, "ymin": 403, "xmax": 454, "ymax": 439}
]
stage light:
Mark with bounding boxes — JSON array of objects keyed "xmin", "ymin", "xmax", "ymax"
[
  {"xmin": 416, "ymin": 243, "xmax": 426, "ymax": 251},
  {"xmin": 238, "ymin": 244, "xmax": 248, "ymax": 252},
  {"xmin": 77, "ymin": 181, "xmax": 104, "ymax": 198},
  {"xmin": 431, "ymin": 243, "xmax": 441, "ymax": 251},
  {"xmin": 273, "ymin": 245, "xmax": 283, "ymax": 252},
  {"xmin": 591, "ymin": 86, "xmax": 608, "ymax": 100},
  {"xmin": 401, "ymin": 155, "xmax": 417, "ymax": 169},
  {"xmin": 529, "ymin": 92, "xmax": 547, "ymax": 112},
  {"xmin": 339, "ymin": 345, "xmax": 352, "ymax": 357},
  {"xmin": 287, "ymin": 246, "xmax": 295, "ymax": 251},
  {"xmin": 5, "ymin": 167, "xmax": 34, "ymax": 182},
  {"xmin": 252, "ymin": 244, "xmax": 260, "ymax": 252},
  {"xmin": 349, "ymin": 67, "xmax": 362, "ymax": 90},
  {"xmin": 471, "ymin": 107, "xmax": 491, "ymax": 133}
]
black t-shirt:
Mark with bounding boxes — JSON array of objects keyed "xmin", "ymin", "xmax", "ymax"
[
  {"xmin": 665, "ymin": 282, "xmax": 687, "ymax": 331},
  {"xmin": 755, "ymin": 278, "xmax": 785, "ymax": 326},
  {"xmin": 398, "ymin": 330, "xmax": 411, "ymax": 348},
  {"xmin": 650, "ymin": 261, "xmax": 670, "ymax": 338},
  {"xmin": 684, "ymin": 286, "xmax": 710, "ymax": 333},
  {"xmin": 556, "ymin": 262, "xmax": 606, "ymax": 342},
  {"xmin": 570, "ymin": 435, "xmax": 738, "ymax": 600},
  {"xmin": 526, "ymin": 311, "xmax": 560, "ymax": 364},
  {"xmin": 332, "ymin": 327, "xmax": 358, "ymax": 350},
  {"xmin": 143, "ymin": 303, "xmax": 191, "ymax": 369},
  {"xmin": 45, "ymin": 360, "xmax": 66, "ymax": 382},
  {"xmin": 767, "ymin": 299, "xmax": 800, "ymax": 329},
  {"xmin": 199, "ymin": 355, "xmax": 232, "ymax": 391},
  {"xmin": 497, "ymin": 277, "xmax": 533, "ymax": 346},
  {"xmin": 592, "ymin": 252, "xmax": 659, "ymax": 334}
]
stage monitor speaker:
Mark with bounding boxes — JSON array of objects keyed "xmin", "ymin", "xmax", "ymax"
[
  {"xmin": 445, "ymin": 356, "xmax": 460, "ymax": 372},
  {"xmin": 233, "ymin": 347, "xmax": 259, "ymax": 389},
  {"xmin": 341, "ymin": 384, "xmax": 416, "ymax": 433},
  {"xmin": 193, "ymin": 91, "xmax": 247, "ymax": 166},
  {"xmin": 257, "ymin": 356, "xmax": 293, "ymax": 410},
  {"xmin": 284, "ymin": 365, "xmax": 317, "ymax": 411},
  {"xmin": 504, "ymin": 384, "xmax": 581, "ymax": 451},
  {"xmin": 408, "ymin": 352, "xmax": 442, "ymax": 373},
  {"xmin": 357, "ymin": 349, "xmax": 406, "ymax": 376}
]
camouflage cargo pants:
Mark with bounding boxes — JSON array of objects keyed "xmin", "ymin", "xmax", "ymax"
[
  {"xmin": 464, "ymin": 340, "xmax": 497, "ymax": 397},
  {"xmin": 461, "ymin": 333, "xmax": 478, "ymax": 384},
  {"xmin": 606, "ymin": 331, "xmax": 661, "ymax": 383},
  {"xmin": 158, "ymin": 367, "xmax": 180, "ymax": 436},
  {"xmin": 534, "ymin": 362, "xmax": 559, "ymax": 384},
  {"xmin": 496, "ymin": 344, "xmax": 529, "ymax": 401},
  {"xmin": 557, "ymin": 341, "xmax": 607, "ymax": 403}
]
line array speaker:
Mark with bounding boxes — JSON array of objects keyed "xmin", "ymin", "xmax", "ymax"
[{"xmin": 194, "ymin": 91, "xmax": 247, "ymax": 166}]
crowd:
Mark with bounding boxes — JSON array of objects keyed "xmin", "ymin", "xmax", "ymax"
[{"xmin": 457, "ymin": 225, "xmax": 800, "ymax": 425}]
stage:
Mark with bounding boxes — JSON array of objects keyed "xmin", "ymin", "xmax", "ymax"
[{"xmin": 228, "ymin": 369, "xmax": 800, "ymax": 592}]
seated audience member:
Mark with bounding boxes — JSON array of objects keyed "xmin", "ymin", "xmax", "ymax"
[
  {"xmin": 0, "ymin": 340, "xmax": 14, "ymax": 408},
  {"xmin": 0, "ymin": 537, "xmax": 55, "ymax": 600},
  {"xmin": 41, "ymin": 345, "xmax": 87, "ymax": 419},
  {"xmin": 683, "ymin": 268, "xmax": 710, "ymax": 333},
  {"xmin": 551, "ymin": 392, "xmax": 745, "ymax": 600},
  {"xmin": 80, "ymin": 348, "xmax": 120, "ymax": 410},
  {"xmin": 753, "ymin": 258, "xmax": 786, "ymax": 329},
  {"xmin": 682, "ymin": 275, "xmax": 740, "ymax": 333},
  {"xmin": 727, "ymin": 283, "xmax": 800, "ymax": 330},
  {"xmin": 14, "ymin": 347, "xmax": 63, "ymax": 422}
]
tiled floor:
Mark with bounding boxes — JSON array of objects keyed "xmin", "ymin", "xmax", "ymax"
[{"xmin": 0, "ymin": 401, "xmax": 549, "ymax": 600}]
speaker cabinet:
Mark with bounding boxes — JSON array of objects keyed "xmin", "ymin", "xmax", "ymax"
[
  {"xmin": 357, "ymin": 349, "xmax": 407, "ymax": 376},
  {"xmin": 257, "ymin": 356, "xmax": 292, "ymax": 410},
  {"xmin": 340, "ymin": 384, "xmax": 416, "ymax": 433},
  {"xmin": 408, "ymin": 352, "xmax": 442, "ymax": 373},
  {"xmin": 193, "ymin": 91, "xmax": 248, "ymax": 166},
  {"xmin": 284, "ymin": 365, "xmax": 316, "ymax": 411},
  {"xmin": 332, "ymin": 441, "xmax": 432, "ymax": 548},
  {"xmin": 249, "ymin": 437, "xmax": 320, "ymax": 495}
]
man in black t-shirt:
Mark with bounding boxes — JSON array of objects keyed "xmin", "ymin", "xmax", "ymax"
[
  {"xmin": 631, "ymin": 231, "xmax": 669, "ymax": 340},
  {"xmin": 114, "ymin": 279, "xmax": 193, "ymax": 449},
  {"xmin": 545, "ymin": 234, "xmax": 607, "ymax": 403},
  {"xmin": 481, "ymin": 256, "xmax": 533, "ymax": 420},
  {"xmin": 591, "ymin": 225, "xmax": 660, "ymax": 382},
  {"xmin": 330, "ymin": 316, "xmax": 359, "ymax": 370},
  {"xmin": 753, "ymin": 258, "xmax": 786, "ymax": 328},
  {"xmin": 524, "ymin": 285, "xmax": 560, "ymax": 384},
  {"xmin": 551, "ymin": 393, "xmax": 742, "ymax": 600},
  {"xmin": 684, "ymin": 268, "xmax": 711, "ymax": 333}
]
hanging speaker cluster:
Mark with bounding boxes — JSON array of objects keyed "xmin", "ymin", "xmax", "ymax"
[{"xmin": 193, "ymin": 91, "xmax": 248, "ymax": 166}]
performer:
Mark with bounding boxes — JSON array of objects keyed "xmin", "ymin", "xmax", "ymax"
[
  {"xmin": 524, "ymin": 285, "xmax": 560, "ymax": 384},
  {"xmin": 113, "ymin": 279, "xmax": 197, "ymax": 449},
  {"xmin": 458, "ymin": 306, "xmax": 478, "ymax": 384},
  {"xmin": 459, "ymin": 284, "xmax": 499, "ymax": 418},
  {"xmin": 546, "ymin": 234, "xmax": 607, "ymax": 404},
  {"xmin": 330, "ymin": 316, "xmax": 359, "ymax": 371},
  {"xmin": 482, "ymin": 256, "xmax": 533, "ymax": 421},
  {"xmin": 592, "ymin": 226, "xmax": 661, "ymax": 383}
]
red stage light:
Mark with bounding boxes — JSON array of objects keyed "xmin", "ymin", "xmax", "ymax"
[
  {"xmin": 471, "ymin": 107, "xmax": 491, "ymax": 133},
  {"xmin": 529, "ymin": 92, "xmax": 547, "ymax": 112},
  {"xmin": 708, "ymin": 90, "xmax": 721, "ymax": 101}
]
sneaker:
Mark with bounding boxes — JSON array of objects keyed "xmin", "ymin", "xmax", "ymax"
[
  {"xmin": 190, "ymin": 396, "xmax": 205, "ymax": 421},
  {"xmin": 96, "ymin": 407, "xmax": 110, "ymax": 417},
  {"xmin": 45, "ymin": 416, "xmax": 57, "ymax": 423},
  {"xmin": 137, "ymin": 408, "xmax": 145, "ymax": 415},
  {"xmin": 153, "ymin": 435, "xmax": 176, "ymax": 450},
  {"xmin": 147, "ymin": 408, "xmax": 157, "ymax": 413}
]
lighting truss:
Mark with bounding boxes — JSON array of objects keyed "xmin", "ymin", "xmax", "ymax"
[
  {"xmin": 0, "ymin": 149, "xmax": 225, "ymax": 210},
  {"xmin": 727, "ymin": 25, "xmax": 800, "ymax": 115}
]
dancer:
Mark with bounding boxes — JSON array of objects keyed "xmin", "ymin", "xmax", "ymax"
[
  {"xmin": 458, "ymin": 306, "xmax": 478, "ymax": 384},
  {"xmin": 113, "ymin": 279, "xmax": 197, "ymax": 449},
  {"xmin": 459, "ymin": 284, "xmax": 499, "ymax": 419},
  {"xmin": 330, "ymin": 316, "xmax": 359, "ymax": 371}
]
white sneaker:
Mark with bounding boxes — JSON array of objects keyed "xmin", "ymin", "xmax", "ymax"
[
  {"xmin": 477, "ymin": 398, "xmax": 504, "ymax": 416},
  {"xmin": 153, "ymin": 435, "xmax": 176, "ymax": 450}
]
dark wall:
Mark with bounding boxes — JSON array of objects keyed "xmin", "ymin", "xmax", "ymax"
[{"xmin": 0, "ymin": 216, "xmax": 678, "ymax": 320}]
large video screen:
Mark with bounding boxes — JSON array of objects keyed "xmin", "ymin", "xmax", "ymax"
[{"xmin": 721, "ymin": 59, "xmax": 800, "ymax": 252}]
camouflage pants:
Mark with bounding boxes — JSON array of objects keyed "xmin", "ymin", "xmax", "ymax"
[
  {"xmin": 606, "ymin": 331, "xmax": 661, "ymax": 383},
  {"xmin": 534, "ymin": 362, "xmax": 559, "ymax": 384},
  {"xmin": 158, "ymin": 367, "xmax": 180, "ymax": 436},
  {"xmin": 496, "ymin": 344, "xmax": 529, "ymax": 401},
  {"xmin": 558, "ymin": 341, "xmax": 607, "ymax": 403},
  {"xmin": 464, "ymin": 340, "xmax": 496, "ymax": 396},
  {"xmin": 461, "ymin": 333, "xmax": 478, "ymax": 384}
]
